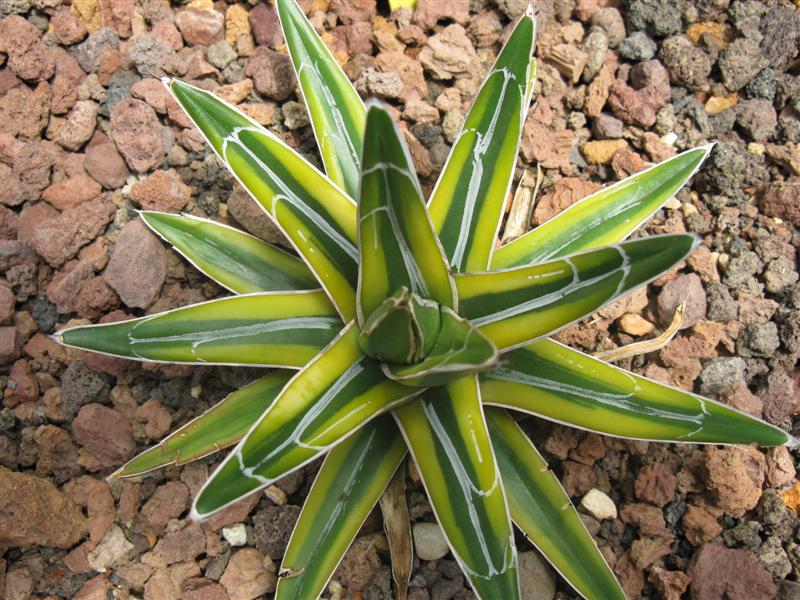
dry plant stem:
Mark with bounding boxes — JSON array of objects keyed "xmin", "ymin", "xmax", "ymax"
[
  {"xmin": 594, "ymin": 301, "xmax": 687, "ymax": 362},
  {"xmin": 502, "ymin": 166, "xmax": 542, "ymax": 244},
  {"xmin": 380, "ymin": 464, "xmax": 413, "ymax": 600}
]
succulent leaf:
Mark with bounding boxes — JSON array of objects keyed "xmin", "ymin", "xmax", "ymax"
[
  {"xmin": 487, "ymin": 408, "xmax": 627, "ymax": 600},
  {"xmin": 168, "ymin": 80, "xmax": 359, "ymax": 320},
  {"xmin": 277, "ymin": 0, "xmax": 365, "ymax": 197},
  {"xmin": 193, "ymin": 322, "xmax": 421, "ymax": 518},
  {"xmin": 482, "ymin": 339, "xmax": 792, "ymax": 446},
  {"xmin": 358, "ymin": 102, "xmax": 456, "ymax": 322},
  {"xmin": 456, "ymin": 234, "xmax": 699, "ymax": 350},
  {"xmin": 112, "ymin": 371, "xmax": 293, "ymax": 478},
  {"xmin": 428, "ymin": 12, "xmax": 536, "ymax": 272},
  {"xmin": 56, "ymin": 291, "xmax": 340, "ymax": 368},
  {"xmin": 394, "ymin": 377, "xmax": 519, "ymax": 600},
  {"xmin": 276, "ymin": 416, "xmax": 406, "ymax": 600},
  {"xmin": 141, "ymin": 211, "xmax": 318, "ymax": 294},
  {"xmin": 492, "ymin": 145, "xmax": 713, "ymax": 268}
]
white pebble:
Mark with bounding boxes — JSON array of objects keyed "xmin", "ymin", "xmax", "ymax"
[
  {"xmin": 580, "ymin": 488, "xmax": 618, "ymax": 520},
  {"xmin": 222, "ymin": 523, "xmax": 248, "ymax": 547},
  {"xmin": 412, "ymin": 522, "xmax": 450, "ymax": 561}
]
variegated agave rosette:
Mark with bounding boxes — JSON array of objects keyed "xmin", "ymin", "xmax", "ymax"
[{"xmin": 55, "ymin": 2, "xmax": 795, "ymax": 599}]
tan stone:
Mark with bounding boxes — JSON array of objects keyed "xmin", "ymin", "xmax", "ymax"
[{"xmin": 581, "ymin": 139, "xmax": 628, "ymax": 164}]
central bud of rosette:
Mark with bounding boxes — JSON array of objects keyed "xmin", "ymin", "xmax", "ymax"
[{"xmin": 358, "ymin": 287, "xmax": 500, "ymax": 388}]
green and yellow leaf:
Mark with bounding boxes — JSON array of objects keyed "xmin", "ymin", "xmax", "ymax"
[
  {"xmin": 141, "ymin": 211, "xmax": 318, "ymax": 294},
  {"xmin": 193, "ymin": 322, "xmax": 420, "ymax": 518},
  {"xmin": 486, "ymin": 408, "xmax": 626, "ymax": 600},
  {"xmin": 481, "ymin": 339, "xmax": 792, "ymax": 446},
  {"xmin": 394, "ymin": 377, "xmax": 519, "ymax": 600},
  {"xmin": 277, "ymin": 0, "xmax": 365, "ymax": 198},
  {"xmin": 112, "ymin": 371, "xmax": 293, "ymax": 478},
  {"xmin": 56, "ymin": 291, "xmax": 340, "ymax": 368},
  {"xmin": 358, "ymin": 102, "xmax": 455, "ymax": 321},
  {"xmin": 456, "ymin": 234, "xmax": 698, "ymax": 350},
  {"xmin": 276, "ymin": 416, "xmax": 406, "ymax": 600},
  {"xmin": 492, "ymin": 146, "xmax": 712, "ymax": 268},
  {"xmin": 168, "ymin": 80, "xmax": 359, "ymax": 320},
  {"xmin": 428, "ymin": 12, "xmax": 535, "ymax": 272}
]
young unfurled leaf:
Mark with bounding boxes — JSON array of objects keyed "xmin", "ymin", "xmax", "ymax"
[
  {"xmin": 482, "ymin": 339, "xmax": 792, "ymax": 447},
  {"xmin": 141, "ymin": 211, "xmax": 318, "ymax": 294},
  {"xmin": 384, "ymin": 304, "xmax": 499, "ymax": 387},
  {"xmin": 56, "ymin": 291, "xmax": 340, "ymax": 368},
  {"xmin": 358, "ymin": 102, "xmax": 455, "ymax": 322},
  {"xmin": 277, "ymin": 416, "xmax": 406, "ymax": 600},
  {"xmin": 394, "ymin": 377, "xmax": 519, "ymax": 599},
  {"xmin": 428, "ymin": 12, "xmax": 536, "ymax": 272},
  {"xmin": 487, "ymin": 408, "xmax": 626, "ymax": 600},
  {"xmin": 457, "ymin": 234, "xmax": 699, "ymax": 350},
  {"xmin": 193, "ymin": 323, "xmax": 421, "ymax": 518}
]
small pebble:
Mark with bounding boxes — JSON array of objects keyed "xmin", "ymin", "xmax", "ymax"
[
  {"xmin": 412, "ymin": 522, "xmax": 450, "ymax": 560},
  {"xmin": 580, "ymin": 488, "xmax": 618, "ymax": 520},
  {"xmin": 222, "ymin": 523, "xmax": 248, "ymax": 547}
]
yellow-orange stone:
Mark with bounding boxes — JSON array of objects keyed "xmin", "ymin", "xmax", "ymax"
[
  {"xmin": 781, "ymin": 481, "xmax": 800, "ymax": 512},
  {"xmin": 705, "ymin": 93, "xmax": 738, "ymax": 115},
  {"xmin": 581, "ymin": 139, "xmax": 629, "ymax": 165},
  {"xmin": 686, "ymin": 22, "xmax": 734, "ymax": 47},
  {"xmin": 71, "ymin": 0, "xmax": 102, "ymax": 32}
]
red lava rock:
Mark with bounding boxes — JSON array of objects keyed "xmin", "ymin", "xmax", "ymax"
[
  {"xmin": 608, "ymin": 60, "xmax": 671, "ymax": 128},
  {"xmin": 5, "ymin": 358, "xmax": 38, "ymax": 406},
  {"xmin": 86, "ymin": 478, "xmax": 115, "ymax": 545},
  {"xmin": 703, "ymin": 445, "xmax": 765, "ymax": 517},
  {"xmin": 220, "ymin": 548, "xmax": 278, "ymax": 600},
  {"xmin": 0, "ymin": 465, "xmax": 88, "ymax": 548},
  {"xmin": 183, "ymin": 579, "xmax": 230, "ymax": 600},
  {"xmin": 688, "ymin": 543, "xmax": 776, "ymax": 600},
  {"xmin": 84, "ymin": 141, "xmax": 129, "ymax": 189},
  {"xmin": 374, "ymin": 51, "xmax": 428, "ymax": 102},
  {"xmin": 43, "ymin": 174, "xmax": 102, "ymax": 210},
  {"xmin": 51, "ymin": 48, "xmax": 87, "ymax": 115},
  {"xmin": 13, "ymin": 140, "xmax": 54, "ymax": 202},
  {"xmin": 74, "ymin": 575, "xmax": 111, "ymax": 600},
  {"xmin": 29, "ymin": 196, "xmax": 116, "ymax": 267},
  {"xmin": 682, "ymin": 504, "xmax": 723, "ymax": 546},
  {"xmin": 762, "ymin": 367, "xmax": 799, "ymax": 424},
  {"xmin": 140, "ymin": 481, "xmax": 190, "ymax": 530},
  {"xmin": 135, "ymin": 398, "xmax": 172, "ymax": 440},
  {"xmin": 249, "ymin": 2, "xmax": 281, "ymax": 47},
  {"xmin": 561, "ymin": 459, "xmax": 597, "ymax": 496},
  {"xmin": 533, "ymin": 177, "xmax": 602, "ymax": 225},
  {"xmin": 206, "ymin": 491, "xmax": 261, "ymax": 531},
  {"xmin": 657, "ymin": 273, "xmax": 707, "ymax": 329},
  {"xmin": 0, "ymin": 205, "xmax": 18, "ymax": 241},
  {"xmin": 759, "ymin": 177, "xmax": 800, "ymax": 227},
  {"xmin": 413, "ymin": 0, "xmax": 470, "ymax": 30},
  {"xmin": 47, "ymin": 259, "xmax": 96, "ymax": 313},
  {"xmin": 630, "ymin": 535, "xmax": 673, "ymax": 570},
  {"xmin": 56, "ymin": 100, "xmax": 98, "ymax": 151},
  {"xmin": 154, "ymin": 522, "xmax": 206, "ymax": 565},
  {"xmin": 569, "ymin": 433, "xmax": 606, "ymax": 466},
  {"xmin": 765, "ymin": 446, "xmax": 795, "ymax": 488},
  {"xmin": 620, "ymin": 503, "xmax": 670, "ymax": 538},
  {"xmin": 0, "ymin": 326, "xmax": 19, "ymax": 365},
  {"xmin": 245, "ymin": 47, "xmax": 296, "ymax": 101},
  {"xmin": 0, "ymin": 83, "xmax": 51, "ymax": 139},
  {"xmin": 129, "ymin": 169, "xmax": 191, "ymax": 212},
  {"xmin": 335, "ymin": 537, "xmax": 383, "ymax": 593},
  {"xmin": 0, "ymin": 15, "xmax": 55, "ymax": 82},
  {"xmin": 103, "ymin": 218, "xmax": 166, "ymax": 309},
  {"xmin": 52, "ymin": 11, "xmax": 88, "ymax": 45},
  {"xmin": 0, "ymin": 163, "xmax": 23, "ymax": 207},
  {"xmin": 34, "ymin": 424, "xmax": 80, "ymax": 484},
  {"xmin": 99, "ymin": 0, "xmax": 132, "ymax": 38},
  {"xmin": 635, "ymin": 462, "xmax": 677, "ymax": 507},
  {"xmin": 117, "ymin": 480, "xmax": 142, "ymax": 524},
  {"xmin": 0, "ymin": 284, "xmax": 14, "ymax": 323},
  {"xmin": 152, "ymin": 19, "xmax": 184, "ymax": 51},
  {"xmin": 176, "ymin": 6, "xmax": 224, "ymax": 46},
  {"xmin": 110, "ymin": 98, "xmax": 165, "ymax": 173},
  {"xmin": 614, "ymin": 550, "xmax": 645, "ymax": 600},
  {"xmin": 330, "ymin": 0, "xmax": 376, "ymax": 24},
  {"xmin": 521, "ymin": 101, "xmax": 574, "ymax": 173},
  {"xmin": 72, "ymin": 403, "xmax": 136, "ymax": 468},
  {"xmin": 75, "ymin": 276, "xmax": 120, "ymax": 320},
  {"xmin": 649, "ymin": 567, "xmax": 691, "ymax": 600}
]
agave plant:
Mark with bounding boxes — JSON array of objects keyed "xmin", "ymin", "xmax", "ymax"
[{"xmin": 56, "ymin": 2, "xmax": 794, "ymax": 599}]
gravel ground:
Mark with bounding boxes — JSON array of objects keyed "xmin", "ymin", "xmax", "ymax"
[{"xmin": 0, "ymin": 0, "xmax": 799, "ymax": 599}]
